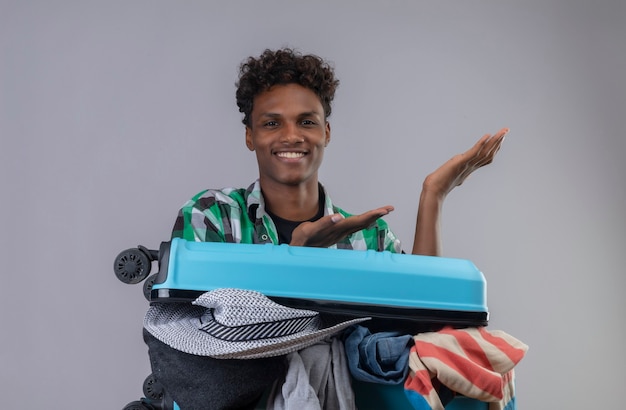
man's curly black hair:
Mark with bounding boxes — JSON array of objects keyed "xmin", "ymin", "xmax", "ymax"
[{"xmin": 236, "ymin": 48, "xmax": 340, "ymax": 127}]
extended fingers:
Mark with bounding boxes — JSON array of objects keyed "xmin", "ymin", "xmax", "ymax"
[
  {"xmin": 366, "ymin": 205, "xmax": 394, "ymax": 217},
  {"xmin": 335, "ymin": 206, "xmax": 393, "ymax": 232},
  {"xmin": 482, "ymin": 128, "xmax": 508, "ymax": 162},
  {"xmin": 469, "ymin": 128, "xmax": 509, "ymax": 167}
]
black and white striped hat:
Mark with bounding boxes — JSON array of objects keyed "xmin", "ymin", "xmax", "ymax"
[{"xmin": 143, "ymin": 288, "xmax": 369, "ymax": 359}]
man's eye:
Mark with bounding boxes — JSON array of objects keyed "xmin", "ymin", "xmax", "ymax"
[
  {"xmin": 264, "ymin": 121, "xmax": 278, "ymax": 127},
  {"xmin": 301, "ymin": 119, "xmax": 316, "ymax": 126}
]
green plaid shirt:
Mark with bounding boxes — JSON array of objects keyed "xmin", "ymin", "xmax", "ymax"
[{"xmin": 171, "ymin": 180, "xmax": 401, "ymax": 252}]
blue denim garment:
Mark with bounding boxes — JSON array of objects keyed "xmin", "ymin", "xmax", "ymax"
[{"xmin": 344, "ymin": 325, "xmax": 414, "ymax": 385}]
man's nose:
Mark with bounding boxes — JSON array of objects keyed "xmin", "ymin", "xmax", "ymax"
[{"xmin": 280, "ymin": 122, "xmax": 303, "ymax": 144}]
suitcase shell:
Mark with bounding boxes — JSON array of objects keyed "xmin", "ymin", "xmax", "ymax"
[{"xmin": 151, "ymin": 238, "xmax": 488, "ymax": 328}]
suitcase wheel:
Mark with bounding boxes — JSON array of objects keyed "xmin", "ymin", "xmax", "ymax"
[
  {"xmin": 114, "ymin": 248, "xmax": 152, "ymax": 284},
  {"xmin": 143, "ymin": 373, "xmax": 165, "ymax": 401}
]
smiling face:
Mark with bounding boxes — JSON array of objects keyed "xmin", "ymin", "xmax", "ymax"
[{"xmin": 245, "ymin": 83, "xmax": 331, "ymax": 190}]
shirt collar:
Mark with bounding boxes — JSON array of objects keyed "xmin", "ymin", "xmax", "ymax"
[{"xmin": 246, "ymin": 179, "xmax": 335, "ymax": 221}]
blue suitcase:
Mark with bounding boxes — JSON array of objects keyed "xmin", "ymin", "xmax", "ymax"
[{"xmin": 115, "ymin": 238, "xmax": 490, "ymax": 409}]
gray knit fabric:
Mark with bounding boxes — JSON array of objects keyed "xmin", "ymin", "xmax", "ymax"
[
  {"xmin": 266, "ymin": 338, "xmax": 356, "ymax": 410},
  {"xmin": 144, "ymin": 288, "xmax": 369, "ymax": 359}
]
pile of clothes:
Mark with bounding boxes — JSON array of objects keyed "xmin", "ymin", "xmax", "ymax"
[{"xmin": 144, "ymin": 288, "xmax": 528, "ymax": 410}]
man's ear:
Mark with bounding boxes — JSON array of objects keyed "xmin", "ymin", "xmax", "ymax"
[
  {"xmin": 245, "ymin": 127, "xmax": 255, "ymax": 151},
  {"xmin": 324, "ymin": 122, "xmax": 331, "ymax": 147}
]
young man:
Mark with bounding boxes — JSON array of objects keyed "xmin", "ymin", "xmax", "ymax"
[
  {"xmin": 172, "ymin": 48, "xmax": 507, "ymax": 256},
  {"xmin": 146, "ymin": 48, "xmax": 508, "ymax": 409}
]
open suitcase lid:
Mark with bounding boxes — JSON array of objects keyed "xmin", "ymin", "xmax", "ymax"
[{"xmin": 150, "ymin": 238, "xmax": 489, "ymax": 328}]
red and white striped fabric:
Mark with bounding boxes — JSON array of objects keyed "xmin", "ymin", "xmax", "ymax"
[{"xmin": 404, "ymin": 327, "xmax": 528, "ymax": 410}]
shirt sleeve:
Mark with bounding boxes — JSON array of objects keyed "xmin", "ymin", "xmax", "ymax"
[{"xmin": 170, "ymin": 192, "xmax": 227, "ymax": 242}]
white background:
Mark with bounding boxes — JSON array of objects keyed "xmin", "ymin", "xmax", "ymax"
[{"xmin": 1, "ymin": 1, "xmax": 624, "ymax": 408}]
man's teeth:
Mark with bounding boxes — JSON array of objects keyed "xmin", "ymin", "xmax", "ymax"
[{"xmin": 277, "ymin": 152, "xmax": 305, "ymax": 158}]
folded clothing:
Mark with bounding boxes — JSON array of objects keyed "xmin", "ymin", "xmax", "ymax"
[
  {"xmin": 143, "ymin": 328, "xmax": 286, "ymax": 410},
  {"xmin": 404, "ymin": 327, "xmax": 528, "ymax": 410},
  {"xmin": 344, "ymin": 325, "xmax": 414, "ymax": 385},
  {"xmin": 266, "ymin": 337, "xmax": 356, "ymax": 410}
]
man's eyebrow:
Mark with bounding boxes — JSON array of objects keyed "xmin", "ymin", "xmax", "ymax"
[
  {"xmin": 259, "ymin": 112, "xmax": 281, "ymax": 118},
  {"xmin": 298, "ymin": 111, "xmax": 323, "ymax": 117},
  {"xmin": 259, "ymin": 111, "xmax": 323, "ymax": 118}
]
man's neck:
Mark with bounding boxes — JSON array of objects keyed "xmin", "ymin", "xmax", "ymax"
[{"xmin": 260, "ymin": 178, "xmax": 320, "ymax": 221}]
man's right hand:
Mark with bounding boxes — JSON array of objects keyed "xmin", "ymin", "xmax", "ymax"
[{"xmin": 290, "ymin": 206, "xmax": 394, "ymax": 248}]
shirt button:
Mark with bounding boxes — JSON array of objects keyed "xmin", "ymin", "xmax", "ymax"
[{"xmin": 261, "ymin": 234, "xmax": 268, "ymax": 241}]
